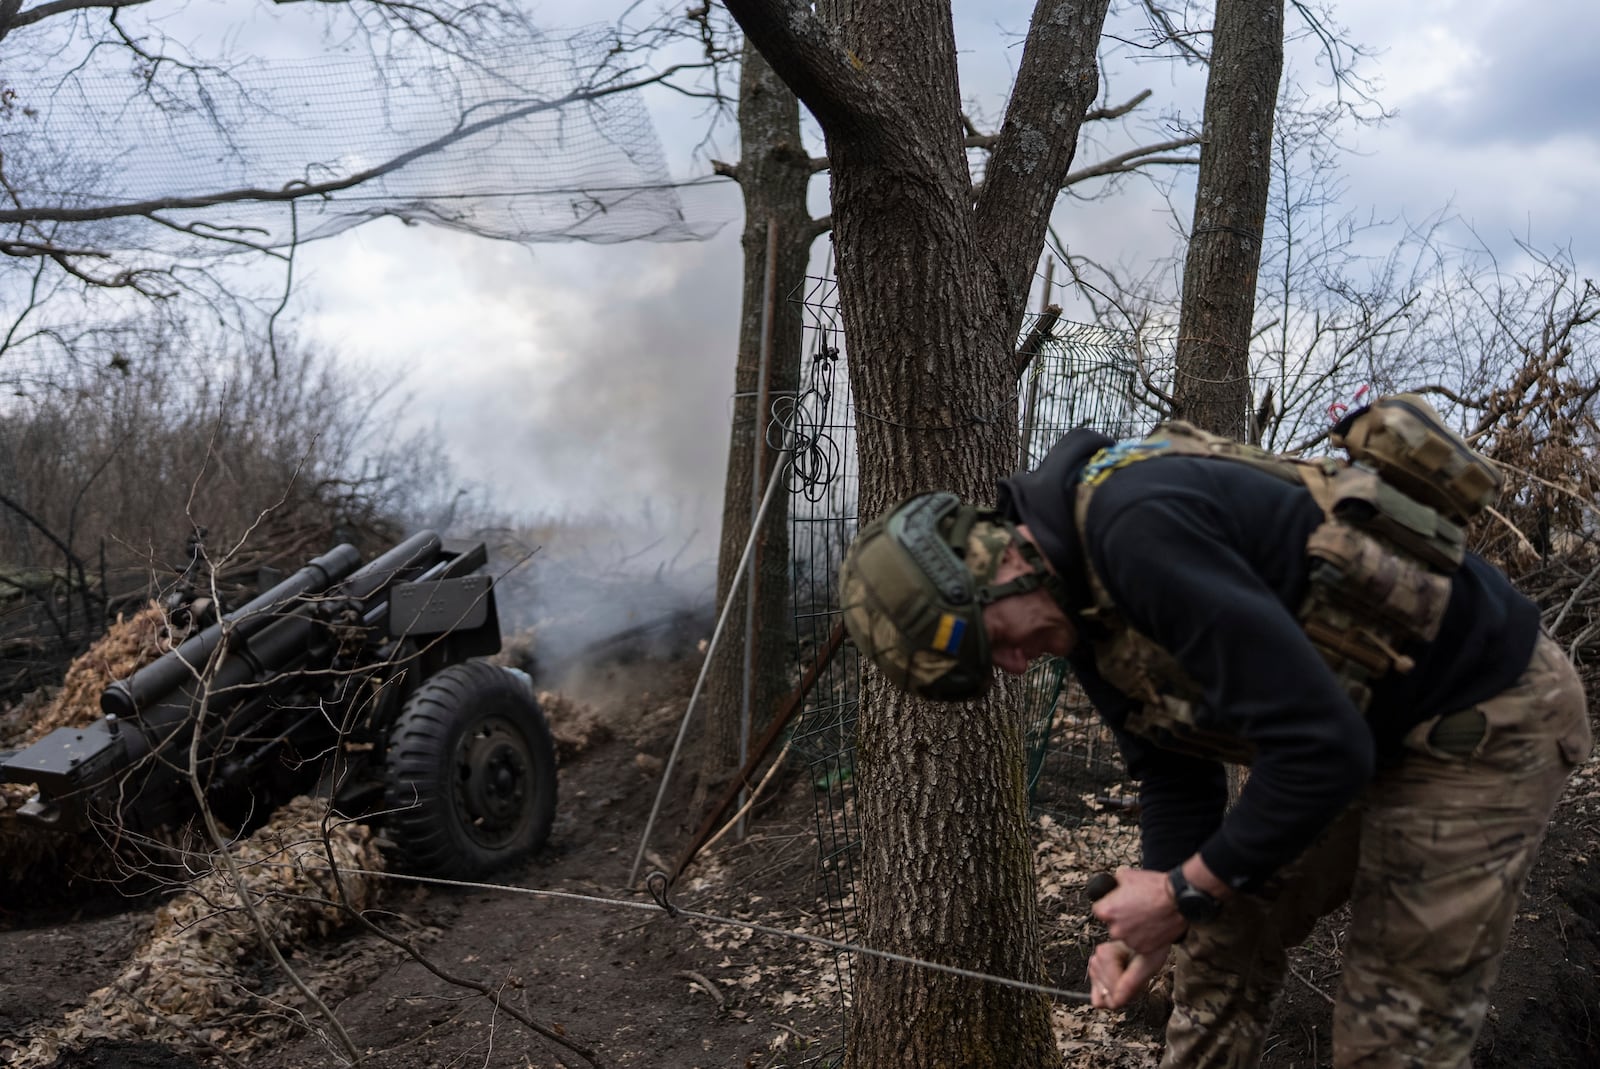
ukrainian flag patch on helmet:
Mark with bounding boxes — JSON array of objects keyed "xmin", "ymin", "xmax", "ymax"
[{"xmin": 932, "ymin": 613, "xmax": 966, "ymax": 654}]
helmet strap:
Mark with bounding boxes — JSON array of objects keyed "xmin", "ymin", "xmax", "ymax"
[{"xmin": 972, "ymin": 518, "xmax": 1069, "ymax": 608}]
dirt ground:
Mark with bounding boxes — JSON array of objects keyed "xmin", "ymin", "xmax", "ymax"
[{"xmin": 2, "ymin": 648, "xmax": 1597, "ymax": 1069}]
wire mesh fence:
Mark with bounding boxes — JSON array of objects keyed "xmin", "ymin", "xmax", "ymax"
[{"xmin": 777, "ymin": 276, "xmax": 1160, "ymax": 1061}]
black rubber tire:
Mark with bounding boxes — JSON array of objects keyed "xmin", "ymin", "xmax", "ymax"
[{"xmin": 382, "ymin": 661, "xmax": 558, "ymax": 879}]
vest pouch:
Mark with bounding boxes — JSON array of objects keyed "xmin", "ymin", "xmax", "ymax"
[
  {"xmin": 1331, "ymin": 394, "xmax": 1502, "ymax": 524},
  {"xmin": 1124, "ymin": 694, "xmax": 1257, "ymax": 766},
  {"xmin": 1091, "ymin": 627, "xmax": 1253, "ymax": 763},
  {"xmin": 1322, "ymin": 466, "xmax": 1465, "ymax": 571},
  {"xmin": 1304, "ymin": 521, "xmax": 1453, "ymax": 646}
]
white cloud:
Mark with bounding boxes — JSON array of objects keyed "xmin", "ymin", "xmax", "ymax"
[{"xmin": 1378, "ymin": 23, "xmax": 1484, "ymax": 109}]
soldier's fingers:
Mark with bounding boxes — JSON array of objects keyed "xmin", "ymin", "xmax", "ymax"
[
  {"xmin": 1087, "ymin": 941, "xmax": 1131, "ymax": 1009},
  {"xmin": 1111, "ymin": 949, "xmax": 1166, "ymax": 1008}
]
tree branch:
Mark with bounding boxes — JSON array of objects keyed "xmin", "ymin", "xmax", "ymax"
[
  {"xmin": 1061, "ymin": 137, "xmax": 1201, "ymax": 188},
  {"xmin": 1014, "ymin": 304, "xmax": 1060, "ymax": 378},
  {"xmin": 1084, "ymin": 88, "xmax": 1153, "ymax": 122},
  {"xmin": 974, "ymin": 0, "xmax": 1114, "ymax": 316},
  {"xmin": 1142, "ymin": 0, "xmax": 1210, "ymax": 64},
  {"xmin": 8, "ymin": 0, "xmax": 149, "ymax": 36},
  {"xmin": 720, "ymin": 0, "xmax": 891, "ymax": 141}
]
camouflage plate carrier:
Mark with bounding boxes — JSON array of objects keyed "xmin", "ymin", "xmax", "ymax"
[{"xmin": 1071, "ymin": 394, "xmax": 1503, "ymax": 763}]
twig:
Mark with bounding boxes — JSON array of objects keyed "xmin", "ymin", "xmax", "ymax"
[
  {"xmin": 698, "ymin": 738, "xmax": 794, "ymax": 857},
  {"xmin": 1483, "ymin": 505, "xmax": 1539, "ymax": 558},
  {"xmin": 1550, "ymin": 559, "xmax": 1600, "ymax": 637},
  {"xmin": 1490, "ymin": 460, "xmax": 1600, "ymax": 521},
  {"xmin": 186, "ymin": 642, "xmax": 362, "ymax": 1063},
  {"xmin": 1288, "ymin": 963, "xmax": 1335, "ymax": 1005},
  {"xmin": 773, "ymin": 1020, "xmax": 817, "ymax": 1044},
  {"xmin": 674, "ymin": 970, "xmax": 725, "ymax": 1008}
]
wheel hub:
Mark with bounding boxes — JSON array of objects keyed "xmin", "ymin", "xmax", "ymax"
[{"xmin": 454, "ymin": 718, "xmax": 535, "ymax": 846}]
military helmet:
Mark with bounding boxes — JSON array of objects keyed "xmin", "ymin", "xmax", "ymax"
[{"xmin": 839, "ymin": 491, "xmax": 1050, "ymax": 701}]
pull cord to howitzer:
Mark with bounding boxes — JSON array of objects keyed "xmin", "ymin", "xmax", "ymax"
[
  {"xmin": 316, "ymin": 863, "xmax": 1096, "ymax": 1004},
  {"xmin": 641, "ymin": 871, "xmax": 1096, "ymax": 1003}
]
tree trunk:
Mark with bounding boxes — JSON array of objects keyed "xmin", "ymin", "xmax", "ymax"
[
  {"xmin": 722, "ymin": 1, "xmax": 1114, "ymax": 1063},
  {"xmin": 834, "ymin": 124, "xmax": 1055, "ymax": 1069},
  {"xmin": 705, "ymin": 42, "xmax": 816, "ymax": 780},
  {"xmin": 1171, "ymin": 0, "xmax": 1285, "ymax": 440},
  {"xmin": 822, "ymin": 9, "xmax": 1056, "ymax": 1067}
]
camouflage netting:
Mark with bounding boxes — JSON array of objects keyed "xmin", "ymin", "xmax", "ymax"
[
  {"xmin": 7, "ymin": 602, "xmax": 178, "ymax": 742},
  {"xmin": 0, "ymin": 602, "xmax": 179, "ymax": 895},
  {"xmin": 2, "ymin": 796, "xmax": 385, "ymax": 1068},
  {"xmin": 2, "ymin": 25, "xmax": 729, "ymax": 258}
]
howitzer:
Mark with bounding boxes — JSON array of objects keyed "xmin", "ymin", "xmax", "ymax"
[{"xmin": 0, "ymin": 531, "xmax": 557, "ymax": 879}]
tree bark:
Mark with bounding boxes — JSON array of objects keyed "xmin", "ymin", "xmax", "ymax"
[
  {"xmin": 723, "ymin": 2, "xmax": 1113, "ymax": 1064},
  {"xmin": 705, "ymin": 41, "xmax": 816, "ymax": 780},
  {"xmin": 1171, "ymin": 0, "xmax": 1285, "ymax": 440}
]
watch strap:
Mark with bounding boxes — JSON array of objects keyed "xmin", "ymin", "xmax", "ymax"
[{"xmin": 1167, "ymin": 865, "xmax": 1222, "ymax": 924}]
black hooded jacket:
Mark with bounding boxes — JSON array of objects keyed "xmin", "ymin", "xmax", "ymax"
[{"xmin": 997, "ymin": 428, "xmax": 1540, "ymax": 889}]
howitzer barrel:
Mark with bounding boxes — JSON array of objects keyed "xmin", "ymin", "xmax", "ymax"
[
  {"xmin": 101, "ymin": 542, "xmax": 364, "ymax": 719},
  {"xmin": 338, "ymin": 530, "xmax": 444, "ymax": 602},
  {"xmin": 133, "ymin": 530, "xmax": 448, "ymax": 712},
  {"xmin": 175, "ymin": 531, "xmax": 444, "ymax": 701}
]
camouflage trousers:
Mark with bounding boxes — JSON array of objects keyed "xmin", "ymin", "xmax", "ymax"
[{"xmin": 1161, "ymin": 634, "xmax": 1592, "ymax": 1069}]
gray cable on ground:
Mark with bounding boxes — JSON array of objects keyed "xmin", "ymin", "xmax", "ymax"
[{"xmin": 327, "ymin": 864, "xmax": 1093, "ymax": 1004}]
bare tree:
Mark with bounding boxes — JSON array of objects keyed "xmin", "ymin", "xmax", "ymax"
[
  {"xmin": 1243, "ymin": 87, "xmax": 1421, "ymax": 449},
  {"xmin": 1037, "ymin": 1, "xmax": 1388, "ymax": 435},
  {"xmin": 696, "ymin": 5, "xmax": 1199, "ymax": 790},
  {"xmin": 717, "ymin": 2, "xmax": 1120, "ymax": 1064},
  {"xmin": 0, "ymin": 317, "xmax": 457, "ymax": 704},
  {"xmin": 1170, "ymin": 0, "xmax": 1284, "ymax": 440},
  {"xmin": 1379, "ymin": 239, "xmax": 1599, "ymax": 568},
  {"xmin": 702, "ymin": 34, "xmax": 821, "ymax": 781}
]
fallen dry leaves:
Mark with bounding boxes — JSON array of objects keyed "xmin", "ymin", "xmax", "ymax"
[
  {"xmin": 1, "ymin": 602, "xmax": 179, "ymax": 890},
  {"xmin": 678, "ymin": 789, "xmax": 1158, "ymax": 1066},
  {"xmin": 2, "ymin": 796, "xmax": 384, "ymax": 1068}
]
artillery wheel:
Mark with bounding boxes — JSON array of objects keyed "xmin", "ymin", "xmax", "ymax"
[{"xmin": 383, "ymin": 661, "xmax": 557, "ymax": 878}]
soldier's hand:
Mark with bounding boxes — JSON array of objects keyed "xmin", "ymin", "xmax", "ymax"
[
  {"xmin": 1092, "ymin": 866, "xmax": 1189, "ymax": 954},
  {"xmin": 1087, "ymin": 939, "xmax": 1168, "ymax": 1009}
]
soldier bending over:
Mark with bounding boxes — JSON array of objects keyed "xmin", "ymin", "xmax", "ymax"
[{"xmin": 839, "ymin": 398, "xmax": 1591, "ymax": 1068}]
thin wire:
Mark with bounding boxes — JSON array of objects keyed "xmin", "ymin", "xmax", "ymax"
[
  {"xmin": 318, "ymin": 865, "xmax": 1092, "ymax": 1005},
  {"xmin": 777, "ymin": 344, "xmax": 843, "ymax": 504}
]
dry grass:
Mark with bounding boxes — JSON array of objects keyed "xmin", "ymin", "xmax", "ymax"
[{"xmin": 3, "ymin": 796, "xmax": 385, "ymax": 1067}]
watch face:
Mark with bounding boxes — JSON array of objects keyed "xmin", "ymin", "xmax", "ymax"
[
  {"xmin": 1169, "ymin": 868, "xmax": 1222, "ymax": 923},
  {"xmin": 1177, "ymin": 888, "xmax": 1221, "ymax": 923}
]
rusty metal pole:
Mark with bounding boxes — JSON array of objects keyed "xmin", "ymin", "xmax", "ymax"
[{"xmin": 669, "ymin": 621, "xmax": 845, "ymax": 886}]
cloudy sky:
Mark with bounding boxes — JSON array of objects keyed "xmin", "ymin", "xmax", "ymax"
[{"xmin": 257, "ymin": 0, "xmax": 1595, "ymax": 563}]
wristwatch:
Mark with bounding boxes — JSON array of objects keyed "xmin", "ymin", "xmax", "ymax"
[{"xmin": 1167, "ymin": 866, "xmax": 1223, "ymax": 924}]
